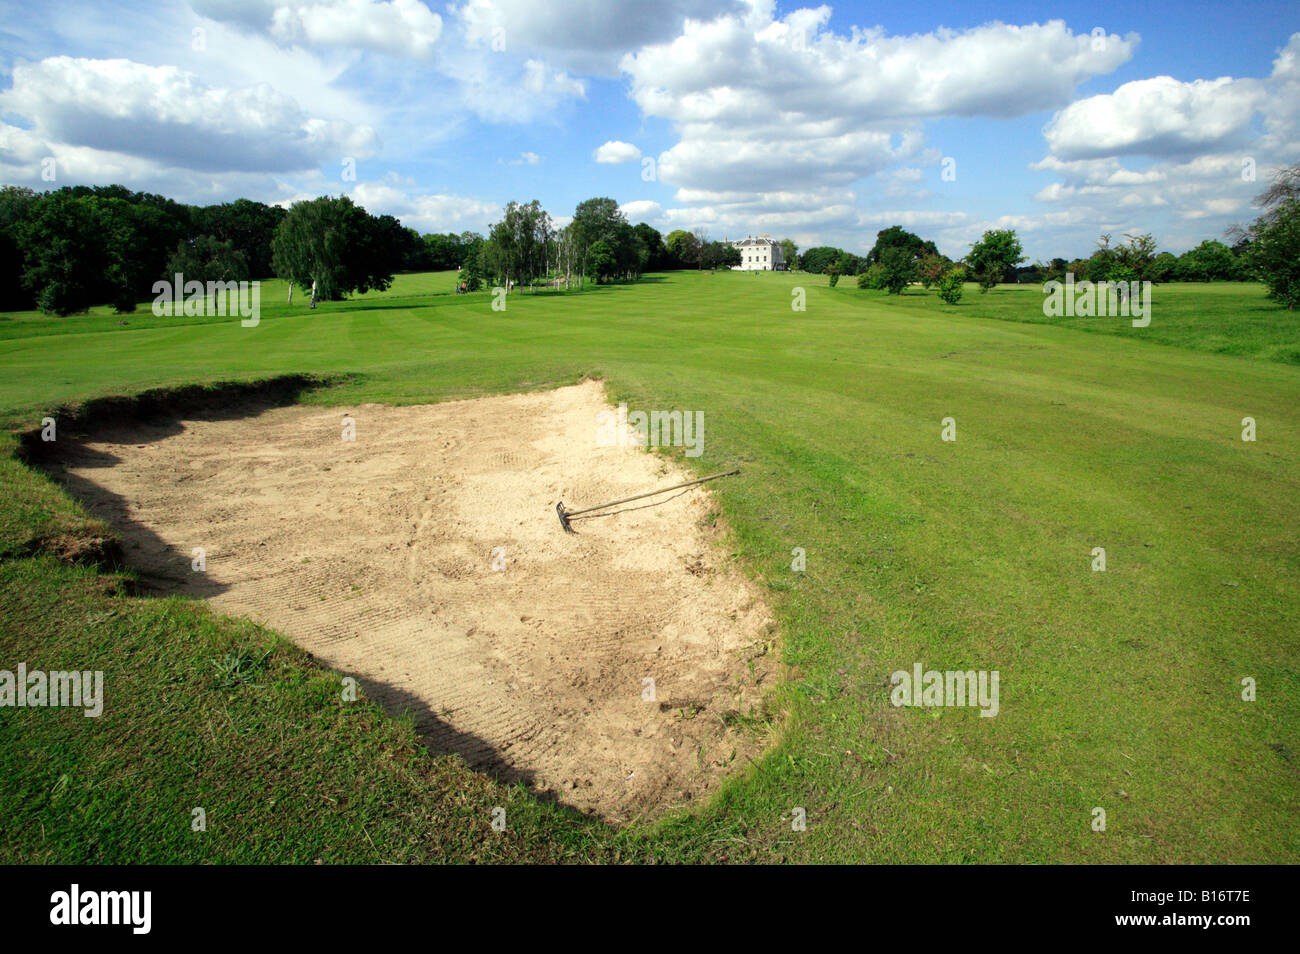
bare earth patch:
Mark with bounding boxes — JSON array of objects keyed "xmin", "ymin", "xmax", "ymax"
[{"xmin": 52, "ymin": 381, "xmax": 775, "ymax": 822}]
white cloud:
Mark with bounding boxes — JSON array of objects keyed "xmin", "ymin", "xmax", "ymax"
[
  {"xmin": 0, "ymin": 116, "xmax": 332, "ymax": 206},
  {"xmin": 622, "ymin": 15, "xmax": 1136, "ymax": 126},
  {"xmin": 194, "ymin": 0, "xmax": 582, "ymax": 124},
  {"xmin": 1026, "ymin": 33, "xmax": 1300, "ymax": 253},
  {"xmin": 856, "ymin": 209, "xmax": 972, "ymax": 229},
  {"xmin": 348, "ymin": 180, "xmax": 500, "ymax": 232},
  {"xmin": 1261, "ymin": 33, "xmax": 1300, "ymax": 158},
  {"xmin": 593, "ymin": 139, "xmax": 641, "ymax": 164},
  {"xmin": 0, "ymin": 56, "xmax": 378, "ymax": 174},
  {"xmin": 656, "ymin": 126, "xmax": 903, "ymax": 193},
  {"xmin": 450, "ymin": 55, "xmax": 586, "ymax": 123},
  {"xmin": 506, "ymin": 151, "xmax": 542, "ymax": 165},
  {"xmin": 1043, "ymin": 76, "xmax": 1263, "ymax": 160},
  {"xmin": 194, "ymin": 0, "xmax": 443, "ymax": 58},
  {"xmin": 618, "ymin": 9, "xmax": 1136, "ymax": 237},
  {"xmin": 619, "ymin": 199, "xmax": 661, "ymax": 221},
  {"xmin": 455, "ymin": 0, "xmax": 743, "ymax": 74}
]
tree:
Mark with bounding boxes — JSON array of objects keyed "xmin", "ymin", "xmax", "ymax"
[
  {"xmin": 834, "ymin": 250, "xmax": 862, "ymax": 276},
  {"xmin": 585, "ymin": 239, "xmax": 617, "ymax": 282},
  {"xmin": 698, "ymin": 241, "xmax": 740, "ymax": 270},
  {"xmin": 194, "ymin": 199, "xmax": 286, "ymax": 278},
  {"xmin": 665, "ymin": 229, "xmax": 700, "ymax": 268},
  {"xmin": 633, "ymin": 222, "xmax": 669, "ymax": 271},
  {"xmin": 396, "ymin": 226, "xmax": 433, "ymax": 271},
  {"xmin": 553, "ymin": 224, "xmax": 579, "ymax": 288},
  {"xmin": 800, "ymin": 246, "xmax": 841, "ymax": 276},
  {"xmin": 17, "ymin": 191, "xmax": 111, "ymax": 315},
  {"xmin": 866, "ymin": 225, "xmax": 938, "ymax": 265},
  {"xmin": 571, "ymin": 197, "xmax": 627, "ymax": 287},
  {"xmin": 917, "ymin": 252, "xmax": 947, "ymax": 288},
  {"xmin": 936, "ymin": 266, "xmax": 966, "ymax": 304},
  {"xmin": 1115, "ymin": 232, "xmax": 1159, "ymax": 282},
  {"xmin": 1148, "ymin": 251, "xmax": 1178, "ymax": 283},
  {"xmin": 966, "ymin": 229, "xmax": 1025, "ymax": 292},
  {"xmin": 1249, "ymin": 200, "xmax": 1300, "ymax": 308},
  {"xmin": 1240, "ymin": 163, "xmax": 1300, "ymax": 309},
  {"xmin": 166, "ymin": 235, "xmax": 250, "ymax": 287},
  {"xmin": 779, "ymin": 238, "xmax": 798, "ymax": 271},
  {"xmin": 457, "ymin": 240, "xmax": 488, "ymax": 291},
  {"xmin": 423, "ymin": 232, "xmax": 457, "ymax": 270},
  {"xmin": 271, "ymin": 195, "xmax": 395, "ymax": 301},
  {"xmin": 1174, "ymin": 239, "xmax": 1245, "ymax": 281},
  {"xmin": 690, "ymin": 228, "xmax": 710, "ymax": 268},
  {"xmin": 877, "ymin": 246, "xmax": 917, "ymax": 294},
  {"xmin": 487, "ymin": 199, "xmax": 551, "ymax": 291},
  {"xmin": 1087, "ymin": 233, "xmax": 1119, "ymax": 283},
  {"xmin": 0, "ymin": 186, "xmax": 38, "ymax": 311},
  {"xmin": 613, "ymin": 221, "xmax": 648, "ymax": 278},
  {"xmin": 424, "ymin": 231, "xmax": 482, "ymax": 271}
]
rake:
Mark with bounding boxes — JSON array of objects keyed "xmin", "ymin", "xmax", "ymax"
[{"xmin": 556, "ymin": 469, "xmax": 739, "ymax": 533}]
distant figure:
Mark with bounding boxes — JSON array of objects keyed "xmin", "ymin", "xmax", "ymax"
[{"xmin": 310, "ymin": 279, "xmax": 317, "ymax": 309}]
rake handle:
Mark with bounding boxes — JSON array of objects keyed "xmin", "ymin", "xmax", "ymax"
[{"xmin": 562, "ymin": 469, "xmax": 740, "ymax": 519}]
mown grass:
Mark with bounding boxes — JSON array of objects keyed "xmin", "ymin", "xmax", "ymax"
[
  {"xmin": 851, "ymin": 279, "xmax": 1300, "ymax": 365},
  {"xmin": 0, "ymin": 270, "xmax": 463, "ymax": 342},
  {"xmin": 1, "ymin": 269, "xmax": 1297, "ymax": 863}
]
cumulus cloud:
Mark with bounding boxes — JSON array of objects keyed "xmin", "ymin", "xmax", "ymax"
[
  {"xmin": 624, "ymin": 16, "xmax": 1136, "ymax": 126},
  {"xmin": 1043, "ymin": 76, "xmax": 1264, "ymax": 160},
  {"xmin": 618, "ymin": 199, "xmax": 661, "ymax": 221},
  {"xmin": 618, "ymin": 8, "xmax": 1136, "ymax": 238},
  {"xmin": 593, "ymin": 140, "xmax": 641, "ymax": 163},
  {"xmin": 349, "ymin": 180, "xmax": 500, "ymax": 231},
  {"xmin": 455, "ymin": 0, "xmax": 743, "ymax": 74},
  {"xmin": 657, "ymin": 125, "xmax": 903, "ymax": 193},
  {"xmin": 194, "ymin": 0, "xmax": 586, "ymax": 125},
  {"xmin": 1027, "ymin": 32, "xmax": 1300, "ymax": 252},
  {"xmin": 194, "ymin": 0, "xmax": 443, "ymax": 57},
  {"xmin": 653, "ymin": 187, "xmax": 862, "ymax": 241},
  {"xmin": 1261, "ymin": 33, "xmax": 1300, "ymax": 158},
  {"xmin": 0, "ymin": 56, "xmax": 378, "ymax": 174},
  {"xmin": 0, "ymin": 115, "xmax": 331, "ymax": 206}
]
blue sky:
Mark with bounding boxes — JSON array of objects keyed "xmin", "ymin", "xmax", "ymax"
[{"xmin": 1, "ymin": 0, "xmax": 1297, "ymax": 260}]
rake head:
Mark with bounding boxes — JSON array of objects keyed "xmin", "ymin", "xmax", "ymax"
[{"xmin": 556, "ymin": 501, "xmax": 576, "ymax": 534}]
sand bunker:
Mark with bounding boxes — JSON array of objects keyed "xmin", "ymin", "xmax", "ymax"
[{"xmin": 51, "ymin": 381, "xmax": 775, "ymax": 821}]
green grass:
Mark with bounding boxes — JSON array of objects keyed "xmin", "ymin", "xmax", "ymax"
[
  {"xmin": 0, "ymin": 269, "xmax": 464, "ymax": 342},
  {"xmin": 860, "ymin": 279, "xmax": 1300, "ymax": 364},
  {"xmin": 2, "ymin": 270, "xmax": 1297, "ymax": 863}
]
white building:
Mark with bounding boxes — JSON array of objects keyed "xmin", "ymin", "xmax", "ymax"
[{"xmin": 727, "ymin": 234, "xmax": 785, "ymax": 271}]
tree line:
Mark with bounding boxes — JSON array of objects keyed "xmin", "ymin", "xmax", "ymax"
[
  {"xmin": 462, "ymin": 197, "xmax": 665, "ymax": 292},
  {"xmin": 458, "ymin": 201, "xmax": 767, "ymax": 293},
  {"xmin": 4, "ymin": 162, "xmax": 1295, "ymax": 315},
  {"xmin": 787, "ymin": 164, "xmax": 1300, "ymax": 310},
  {"xmin": 0, "ymin": 185, "xmax": 442, "ymax": 314}
]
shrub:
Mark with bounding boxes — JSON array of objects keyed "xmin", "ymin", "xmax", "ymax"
[
  {"xmin": 936, "ymin": 267, "xmax": 965, "ymax": 305},
  {"xmin": 456, "ymin": 267, "xmax": 482, "ymax": 292},
  {"xmin": 857, "ymin": 263, "xmax": 887, "ymax": 290}
]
